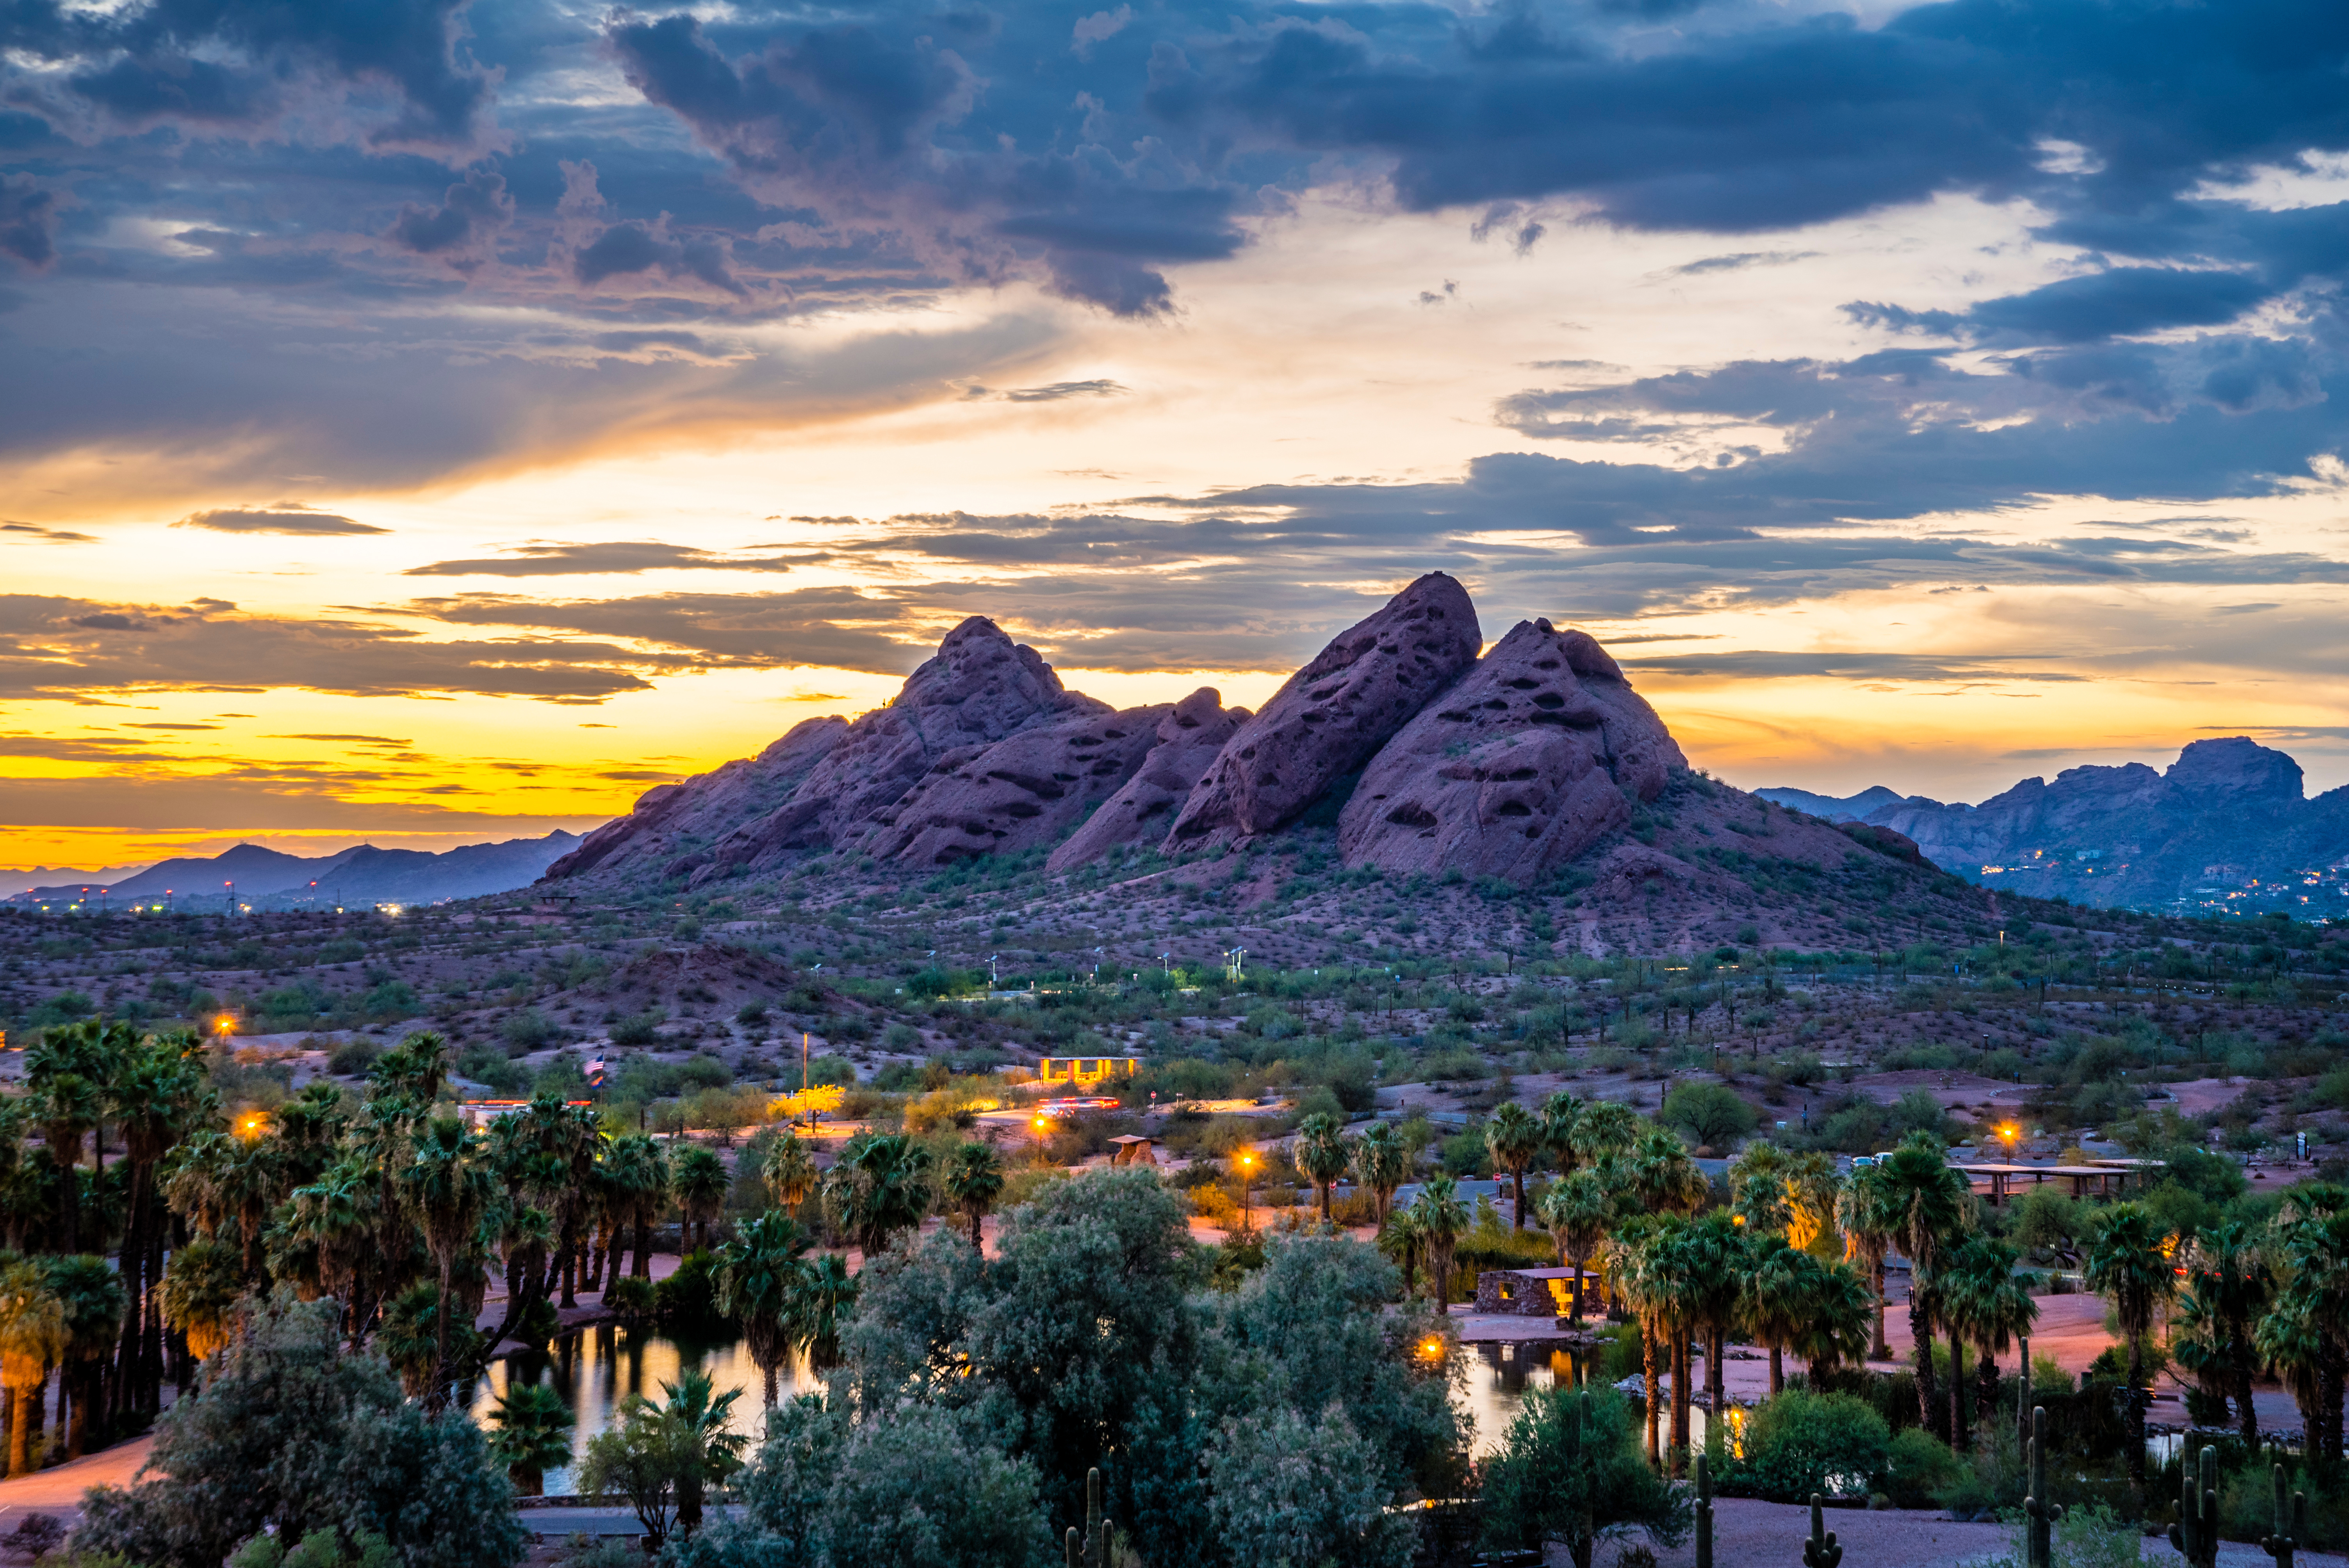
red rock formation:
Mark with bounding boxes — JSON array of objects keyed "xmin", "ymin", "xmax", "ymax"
[
  {"xmin": 1163, "ymin": 574, "xmax": 1479, "ymax": 852},
  {"xmin": 542, "ymin": 715, "xmax": 848, "ymax": 882},
  {"xmin": 1045, "ymin": 688, "xmax": 1249, "ymax": 873},
  {"xmin": 872, "ymin": 704, "xmax": 1171, "ymax": 866},
  {"xmin": 690, "ymin": 617, "xmax": 1104, "ymax": 882},
  {"xmin": 1337, "ymin": 618, "xmax": 1686, "ymax": 885}
]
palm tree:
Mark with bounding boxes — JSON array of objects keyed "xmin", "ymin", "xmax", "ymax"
[
  {"xmin": 1485, "ymin": 1102, "xmax": 1545, "ymax": 1230},
  {"xmin": 1410, "ymin": 1174, "xmax": 1471, "ymax": 1309},
  {"xmin": 1782, "ymin": 1151, "xmax": 1842, "ymax": 1255},
  {"xmin": 2254, "ymin": 1287, "xmax": 2327, "ymax": 1459},
  {"xmin": 1836, "ymin": 1159, "xmax": 1900, "ymax": 1361},
  {"xmin": 110, "ymin": 1032, "xmax": 204, "ymax": 1422},
  {"xmin": 1604, "ymin": 1214, "xmax": 1672, "ymax": 1468},
  {"xmin": 1538, "ymin": 1090, "xmax": 1585, "ymax": 1173},
  {"xmin": 1293, "ymin": 1113, "xmax": 1351, "ymax": 1222},
  {"xmin": 761, "ymin": 1132, "xmax": 820, "ymax": 1221},
  {"xmin": 715, "ymin": 1212, "xmax": 811, "ymax": 1404},
  {"xmin": 1940, "ymin": 1234, "xmax": 2036, "ymax": 1440},
  {"xmin": 1537, "ymin": 1169, "xmax": 1617, "ymax": 1322},
  {"xmin": 157, "ymin": 1235, "xmax": 242, "ymax": 1363},
  {"xmin": 283, "ymin": 1154, "xmax": 381, "ymax": 1336},
  {"xmin": 823, "ymin": 1135, "xmax": 932, "ymax": 1256},
  {"xmin": 486, "ymin": 1381, "xmax": 575, "ymax": 1497},
  {"xmin": 1727, "ymin": 1142, "xmax": 1792, "ymax": 1236},
  {"xmin": 785, "ymin": 1253, "xmax": 857, "ymax": 1368},
  {"xmin": 1681, "ymin": 1213, "xmax": 1748, "ymax": 1433},
  {"xmin": 371, "ymin": 1030, "xmax": 450, "ymax": 1102},
  {"xmin": 656, "ymin": 1368, "xmax": 749, "ymax": 1539},
  {"xmin": 1740, "ymin": 1236, "xmax": 1813, "ymax": 1394},
  {"xmin": 940, "ymin": 1142, "xmax": 1004, "ymax": 1249},
  {"xmin": 1570, "ymin": 1100, "xmax": 1641, "ymax": 1165},
  {"xmin": 1378, "ymin": 1206, "xmax": 1429, "ymax": 1299},
  {"xmin": 0, "ymin": 1263, "xmax": 66, "ymax": 1477},
  {"xmin": 27, "ymin": 1020, "xmax": 120, "ymax": 1255},
  {"xmin": 1872, "ymin": 1136, "xmax": 1973, "ymax": 1435},
  {"xmin": 604, "ymin": 1134, "xmax": 672, "ymax": 1280},
  {"xmin": 2267, "ymin": 1192, "xmax": 2349, "ymax": 1463},
  {"xmin": 1349, "ymin": 1122, "xmax": 1411, "ymax": 1228},
  {"xmin": 1789, "ymin": 1258, "xmax": 1875, "ymax": 1386},
  {"xmin": 2083, "ymin": 1200, "xmax": 2176, "ymax": 1486},
  {"xmin": 399, "ymin": 1115, "xmax": 498, "ymax": 1404},
  {"xmin": 670, "ymin": 1146, "xmax": 728, "ymax": 1253},
  {"xmin": 43, "ymin": 1254, "xmax": 123, "ymax": 1459},
  {"xmin": 2174, "ymin": 1221, "xmax": 2271, "ymax": 1449},
  {"xmin": 1624, "ymin": 1129, "xmax": 1707, "ymax": 1215}
]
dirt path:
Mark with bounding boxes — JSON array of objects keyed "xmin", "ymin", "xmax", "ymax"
[{"xmin": 1639, "ymin": 1498, "xmax": 2349, "ymax": 1568}]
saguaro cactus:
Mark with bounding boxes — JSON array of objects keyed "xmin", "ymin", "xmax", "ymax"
[
  {"xmin": 2260, "ymin": 1463, "xmax": 2307, "ymax": 1568},
  {"xmin": 1064, "ymin": 1466, "xmax": 1116, "ymax": 1568},
  {"xmin": 2023, "ymin": 1406, "xmax": 2065, "ymax": 1568},
  {"xmin": 2169, "ymin": 1444, "xmax": 2219, "ymax": 1568},
  {"xmin": 1694, "ymin": 1450, "xmax": 1714, "ymax": 1568},
  {"xmin": 1802, "ymin": 1493, "xmax": 1841, "ymax": 1568}
]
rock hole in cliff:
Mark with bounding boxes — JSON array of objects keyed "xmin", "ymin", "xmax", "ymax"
[
  {"xmin": 1532, "ymin": 693, "xmax": 1566, "ymax": 709},
  {"xmin": 1386, "ymin": 803, "xmax": 1438, "ymax": 828}
]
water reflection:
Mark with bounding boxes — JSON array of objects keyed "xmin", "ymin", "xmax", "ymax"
[
  {"xmin": 480, "ymin": 1329, "xmax": 1711, "ymax": 1486},
  {"xmin": 470, "ymin": 1327, "xmax": 823, "ymax": 1495},
  {"xmin": 1455, "ymin": 1342, "xmax": 1708, "ymax": 1457}
]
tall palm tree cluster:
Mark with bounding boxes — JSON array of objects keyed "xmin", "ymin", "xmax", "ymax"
[{"xmin": 1325, "ymin": 1098, "xmax": 2051, "ymax": 1479}]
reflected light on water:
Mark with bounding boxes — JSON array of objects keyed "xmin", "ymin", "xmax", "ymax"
[
  {"xmin": 481, "ymin": 1330, "xmax": 1710, "ymax": 1486},
  {"xmin": 1457, "ymin": 1342, "xmax": 1708, "ymax": 1458},
  {"xmin": 471, "ymin": 1327, "xmax": 825, "ymax": 1495}
]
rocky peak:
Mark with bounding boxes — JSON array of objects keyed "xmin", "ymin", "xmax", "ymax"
[
  {"xmin": 2165, "ymin": 737, "xmax": 2303, "ymax": 804},
  {"xmin": 1046, "ymin": 688, "xmax": 1250, "ymax": 872},
  {"xmin": 1164, "ymin": 573, "xmax": 1481, "ymax": 849},
  {"xmin": 1337, "ymin": 617, "xmax": 1686, "ymax": 883}
]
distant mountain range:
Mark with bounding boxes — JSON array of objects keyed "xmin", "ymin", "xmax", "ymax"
[
  {"xmin": 8, "ymin": 832, "xmax": 581, "ymax": 911},
  {"xmin": 1756, "ymin": 738, "xmax": 2349, "ymax": 915},
  {"xmin": 0, "ymin": 864, "xmax": 149, "ymax": 899}
]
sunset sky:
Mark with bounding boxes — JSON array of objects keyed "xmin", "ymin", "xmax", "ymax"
[{"xmin": 7, "ymin": 0, "xmax": 2349, "ymax": 869}]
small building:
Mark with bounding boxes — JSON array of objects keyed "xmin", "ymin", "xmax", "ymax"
[
  {"xmin": 1108, "ymin": 1134, "xmax": 1158, "ymax": 1167},
  {"xmin": 1474, "ymin": 1266, "xmax": 1584, "ymax": 1318},
  {"xmin": 458, "ymin": 1099, "xmax": 531, "ymax": 1130},
  {"xmin": 1037, "ymin": 1055, "xmax": 1141, "ymax": 1086}
]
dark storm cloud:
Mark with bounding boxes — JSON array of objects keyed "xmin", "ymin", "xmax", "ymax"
[
  {"xmin": 0, "ymin": 176, "xmax": 61, "ymax": 269},
  {"xmin": 403, "ymin": 542, "xmax": 806, "ymax": 577},
  {"xmin": 386, "ymin": 169, "xmax": 514, "ymax": 257},
  {"xmin": 5, "ymin": 0, "xmax": 503, "ymax": 155},
  {"xmin": 6, "ymin": 0, "xmax": 2349, "ymax": 512},
  {"xmin": 174, "ymin": 508, "xmax": 388, "ymax": 536}
]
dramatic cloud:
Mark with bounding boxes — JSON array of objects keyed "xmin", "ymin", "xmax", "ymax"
[
  {"xmin": 403, "ymin": 542, "xmax": 807, "ymax": 577},
  {"xmin": 0, "ymin": 177, "xmax": 61, "ymax": 270},
  {"xmin": 3, "ymin": 0, "xmax": 504, "ymax": 155},
  {"xmin": 2, "ymin": 522, "xmax": 96, "ymax": 544},
  {"xmin": 175, "ymin": 509, "xmax": 388, "ymax": 536},
  {"xmin": 0, "ymin": 595, "xmax": 681, "ymax": 700}
]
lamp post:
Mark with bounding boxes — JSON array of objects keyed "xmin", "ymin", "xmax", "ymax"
[
  {"xmin": 1032, "ymin": 1111, "xmax": 1050, "ymax": 1165},
  {"xmin": 1237, "ymin": 1151, "xmax": 1256, "ymax": 1232}
]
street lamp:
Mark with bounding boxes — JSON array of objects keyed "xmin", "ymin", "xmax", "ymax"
[
  {"xmin": 1032, "ymin": 1111, "xmax": 1051, "ymax": 1165},
  {"xmin": 1237, "ymin": 1151, "xmax": 1256, "ymax": 1232}
]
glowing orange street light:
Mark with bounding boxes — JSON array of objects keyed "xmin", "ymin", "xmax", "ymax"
[
  {"xmin": 215, "ymin": 1016, "xmax": 236, "ymax": 1040},
  {"xmin": 235, "ymin": 1111, "xmax": 267, "ymax": 1140},
  {"xmin": 1032, "ymin": 1112, "xmax": 1050, "ymax": 1165},
  {"xmin": 1417, "ymin": 1335, "xmax": 1446, "ymax": 1363},
  {"xmin": 1237, "ymin": 1151, "xmax": 1256, "ymax": 1233}
]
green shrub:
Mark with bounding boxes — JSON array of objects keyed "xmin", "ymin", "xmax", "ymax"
[
  {"xmin": 1726, "ymin": 1390, "xmax": 1889, "ymax": 1502},
  {"xmin": 1882, "ymin": 1427, "xmax": 1962, "ymax": 1509},
  {"xmin": 610, "ymin": 1012, "xmax": 663, "ymax": 1047},
  {"xmin": 328, "ymin": 1039, "xmax": 381, "ymax": 1077},
  {"xmin": 500, "ymin": 1010, "xmax": 562, "ymax": 1052},
  {"xmin": 605, "ymin": 1276, "xmax": 655, "ymax": 1325}
]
